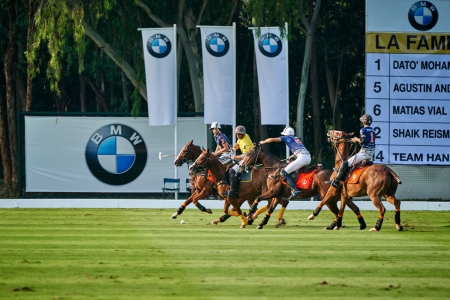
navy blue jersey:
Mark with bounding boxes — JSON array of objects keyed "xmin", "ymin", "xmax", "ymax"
[
  {"xmin": 280, "ymin": 135, "xmax": 309, "ymax": 154},
  {"xmin": 214, "ymin": 132, "xmax": 231, "ymax": 149},
  {"xmin": 360, "ymin": 126, "xmax": 375, "ymax": 151}
]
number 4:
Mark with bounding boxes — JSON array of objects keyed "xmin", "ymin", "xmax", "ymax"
[{"xmin": 375, "ymin": 151, "xmax": 384, "ymax": 162}]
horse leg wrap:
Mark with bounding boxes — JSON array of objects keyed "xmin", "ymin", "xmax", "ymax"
[
  {"xmin": 277, "ymin": 207, "xmax": 286, "ymax": 220},
  {"xmin": 176, "ymin": 206, "xmax": 186, "ymax": 215},
  {"xmin": 325, "ymin": 220, "xmax": 337, "ymax": 230},
  {"xmin": 219, "ymin": 214, "xmax": 231, "ymax": 223},
  {"xmin": 313, "ymin": 206, "xmax": 322, "ymax": 217},
  {"xmin": 375, "ymin": 217, "xmax": 384, "ymax": 231},
  {"xmin": 262, "ymin": 214, "xmax": 271, "ymax": 225},
  {"xmin": 228, "ymin": 210, "xmax": 239, "ymax": 217},
  {"xmin": 395, "ymin": 211, "xmax": 401, "ymax": 225},
  {"xmin": 195, "ymin": 202, "xmax": 207, "ymax": 212},
  {"xmin": 358, "ymin": 215, "xmax": 367, "ymax": 230},
  {"xmin": 256, "ymin": 205, "xmax": 269, "ymax": 216},
  {"xmin": 336, "ymin": 216, "xmax": 343, "ymax": 228},
  {"xmin": 249, "ymin": 202, "xmax": 259, "ymax": 215}
]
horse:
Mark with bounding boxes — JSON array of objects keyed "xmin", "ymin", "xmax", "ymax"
[
  {"xmin": 189, "ymin": 147, "xmax": 280, "ymax": 228},
  {"xmin": 171, "ymin": 140, "xmax": 214, "ymax": 218},
  {"xmin": 240, "ymin": 143, "xmax": 367, "ymax": 230},
  {"xmin": 307, "ymin": 130, "xmax": 403, "ymax": 232},
  {"xmin": 172, "ymin": 140, "xmax": 262, "ymax": 224}
]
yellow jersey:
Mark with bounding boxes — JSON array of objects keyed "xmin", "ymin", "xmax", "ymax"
[{"xmin": 237, "ymin": 133, "xmax": 253, "ymax": 154}]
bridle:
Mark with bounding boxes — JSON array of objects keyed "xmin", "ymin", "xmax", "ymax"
[
  {"xmin": 327, "ymin": 130, "xmax": 358, "ymax": 166},
  {"xmin": 176, "ymin": 143, "xmax": 194, "ymax": 166}
]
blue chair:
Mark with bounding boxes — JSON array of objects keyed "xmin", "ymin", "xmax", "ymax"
[
  {"xmin": 185, "ymin": 178, "xmax": 192, "ymax": 198},
  {"xmin": 162, "ymin": 178, "xmax": 180, "ymax": 199}
]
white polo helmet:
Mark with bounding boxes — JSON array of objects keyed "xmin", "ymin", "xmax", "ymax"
[
  {"xmin": 210, "ymin": 122, "xmax": 221, "ymax": 130},
  {"xmin": 281, "ymin": 127, "xmax": 295, "ymax": 136}
]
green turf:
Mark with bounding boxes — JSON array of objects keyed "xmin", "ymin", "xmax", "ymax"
[{"xmin": 0, "ymin": 208, "xmax": 449, "ymax": 299}]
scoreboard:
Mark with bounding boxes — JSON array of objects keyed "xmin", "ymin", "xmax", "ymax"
[{"xmin": 366, "ymin": 0, "xmax": 450, "ymax": 165}]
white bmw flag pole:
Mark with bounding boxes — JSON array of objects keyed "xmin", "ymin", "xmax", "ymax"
[
  {"xmin": 139, "ymin": 25, "xmax": 178, "ymax": 198},
  {"xmin": 198, "ymin": 23, "xmax": 236, "ymax": 142},
  {"xmin": 251, "ymin": 23, "xmax": 289, "ymax": 157}
]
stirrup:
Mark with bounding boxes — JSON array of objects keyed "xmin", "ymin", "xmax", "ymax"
[
  {"xmin": 325, "ymin": 180, "xmax": 339, "ymax": 188},
  {"xmin": 225, "ymin": 190, "xmax": 238, "ymax": 199},
  {"xmin": 288, "ymin": 189, "xmax": 301, "ymax": 200}
]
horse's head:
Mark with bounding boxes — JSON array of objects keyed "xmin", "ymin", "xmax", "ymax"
[
  {"xmin": 327, "ymin": 130, "xmax": 354, "ymax": 145},
  {"xmin": 240, "ymin": 143, "xmax": 260, "ymax": 169},
  {"xmin": 174, "ymin": 140, "xmax": 197, "ymax": 167},
  {"xmin": 189, "ymin": 147, "xmax": 211, "ymax": 173}
]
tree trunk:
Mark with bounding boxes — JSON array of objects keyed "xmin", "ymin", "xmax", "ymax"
[
  {"xmin": 0, "ymin": 93, "xmax": 12, "ymax": 189},
  {"xmin": 4, "ymin": 0, "xmax": 19, "ymax": 192},
  {"xmin": 310, "ymin": 35, "xmax": 322, "ymax": 162},
  {"xmin": 81, "ymin": 20, "xmax": 147, "ymax": 101},
  {"xmin": 296, "ymin": 0, "xmax": 322, "ymax": 140},
  {"xmin": 324, "ymin": 41, "xmax": 343, "ymax": 130},
  {"xmin": 121, "ymin": 72, "xmax": 128, "ymax": 112},
  {"xmin": 25, "ymin": 0, "xmax": 37, "ymax": 112},
  {"xmin": 80, "ymin": 57, "xmax": 86, "ymax": 112}
]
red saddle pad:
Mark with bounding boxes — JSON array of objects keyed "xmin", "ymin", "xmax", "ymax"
[{"xmin": 295, "ymin": 169, "xmax": 318, "ymax": 189}]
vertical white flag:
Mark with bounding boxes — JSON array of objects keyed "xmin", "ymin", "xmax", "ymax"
[
  {"xmin": 199, "ymin": 25, "xmax": 235, "ymax": 125},
  {"xmin": 140, "ymin": 27, "xmax": 177, "ymax": 126},
  {"xmin": 252, "ymin": 26, "xmax": 289, "ymax": 125}
]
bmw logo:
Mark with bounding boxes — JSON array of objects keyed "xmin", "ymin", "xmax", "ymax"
[
  {"xmin": 258, "ymin": 33, "xmax": 283, "ymax": 58},
  {"xmin": 205, "ymin": 32, "xmax": 230, "ymax": 57},
  {"xmin": 408, "ymin": 1, "xmax": 438, "ymax": 31},
  {"xmin": 86, "ymin": 124, "xmax": 147, "ymax": 185},
  {"xmin": 147, "ymin": 34, "xmax": 172, "ymax": 58}
]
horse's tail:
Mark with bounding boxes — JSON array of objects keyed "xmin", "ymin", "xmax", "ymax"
[{"xmin": 387, "ymin": 168, "xmax": 402, "ymax": 184}]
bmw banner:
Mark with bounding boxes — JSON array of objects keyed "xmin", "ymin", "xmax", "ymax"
[
  {"xmin": 25, "ymin": 116, "xmax": 206, "ymax": 192},
  {"xmin": 251, "ymin": 25, "xmax": 289, "ymax": 125},
  {"xmin": 140, "ymin": 26, "xmax": 177, "ymax": 126},
  {"xmin": 199, "ymin": 24, "xmax": 236, "ymax": 126}
]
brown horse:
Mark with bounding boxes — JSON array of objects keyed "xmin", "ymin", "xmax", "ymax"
[
  {"xmin": 307, "ymin": 130, "xmax": 403, "ymax": 232},
  {"xmin": 171, "ymin": 140, "xmax": 214, "ymax": 218},
  {"xmin": 241, "ymin": 143, "xmax": 366, "ymax": 230},
  {"xmin": 173, "ymin": 140, "xmax": 260, "ymax": 224},
  {"xmin": 189, "ymin": 147, "xmax": 278, "ymax": 228}
]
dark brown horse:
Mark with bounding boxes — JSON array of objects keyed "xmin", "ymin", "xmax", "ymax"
[
  {"xmin": 173, "ymin": 140, "xmax": 258, "ymax": 224},
  {"xmin": 307, "ymin": 130, "xmax": 403, "ymax": 231},
  {"xmin": 190, "ymin": 147, "xmax": 276, "ymax": 228},
  {"xmin": 241, "ymin": 143, "xmax": 366, "ymax": 230}
]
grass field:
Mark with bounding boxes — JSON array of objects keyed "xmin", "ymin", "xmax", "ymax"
[{"xmin": 1, "ymin": 208, "xmax": 450, "ymax": 299}]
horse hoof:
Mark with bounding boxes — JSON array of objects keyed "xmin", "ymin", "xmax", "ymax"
[
  {"xmin": 333, "ymin": 226, "xmax": 340, "ymax": 230},
  {"xmin": 275, "ymin": 219, "xmax": 286, "ymax": 228},
  {"xmin": 369, "ymin": 228, "xmax": 379, "ymax": 232},
  {"xmin": 205, "ymin": 209, "xmax": 213, "ymax": 214},
  {"xmin": 396, "ymin": 225, "xmax": 404, "ymax": 231},
  {"xmin": 256, "ymin": 225, "xmax": 263, "ymax": 230},
  {"xmin": 240, "ymin": 224, "xmax": 246, "ymax": 228},
  {"xmin": 360, "ymin": 223, "xmax": 367, "ymax": 230},
  {"xmin": 307, "ymin": 214, "xmax": 315, "ymax": 220},
  {"xmin": 212, "ymin": 219, "xmax": 220, "ymax": 225},
  {"xmin": 171, "ymin": 213, "xmax": 178, "ymax": 219}
]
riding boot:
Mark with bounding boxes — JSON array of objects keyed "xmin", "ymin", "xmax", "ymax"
[
  {"xmin": 227, "ymin": 169, "xmax": 239, "ymax": 200},
  {"xmin": 325, "ymin": 161, "xmax": 348, "ymax": 188},
  {"xmin": 281, "ymin": 170, "xmax": 301, "ymax": 200}
]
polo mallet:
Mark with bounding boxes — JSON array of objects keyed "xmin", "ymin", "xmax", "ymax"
[{"xmin": 158, "ymin": 152, "xmax": 177, "ymax": 160}]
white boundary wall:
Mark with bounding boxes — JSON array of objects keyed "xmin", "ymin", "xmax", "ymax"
[{"xmin": 0, "ymin": 199, "xmax": 448, "ymax": 210}]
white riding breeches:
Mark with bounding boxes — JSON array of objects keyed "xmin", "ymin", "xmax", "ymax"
[
  {"xmin": 231, "ymin": 153, "xmax": 248, "ymax": 172},
  {"xmin": 284, "ymin": 153, "xmax": 312, "ymax": 174},
  {"xmin": 347, "ymin": 149, "xmax": 374, "ymax": 168}
]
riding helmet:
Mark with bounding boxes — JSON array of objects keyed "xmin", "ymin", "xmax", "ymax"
[
  {"xmin": 210, "ymin": 122, "xmax": 221, "ymax": 130},
  {"xmin": 235, "ymin": 125, "xmax": 246, "ymax": 134},
  {"xmin": 281, "ymin": 127, "xmax": 295, "ymax": 136},
  {"xmin": 359, "ymin": 114, "xmax": 372, "ymax": 125}
]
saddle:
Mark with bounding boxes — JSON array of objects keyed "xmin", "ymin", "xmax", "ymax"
[
  {"xmin": 278, "ymin": 164, "xmax": 322, "ymax": 190},
  {"xmin": 345, "ymin": 160, "xmax": 373, "ymax": 184}
]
